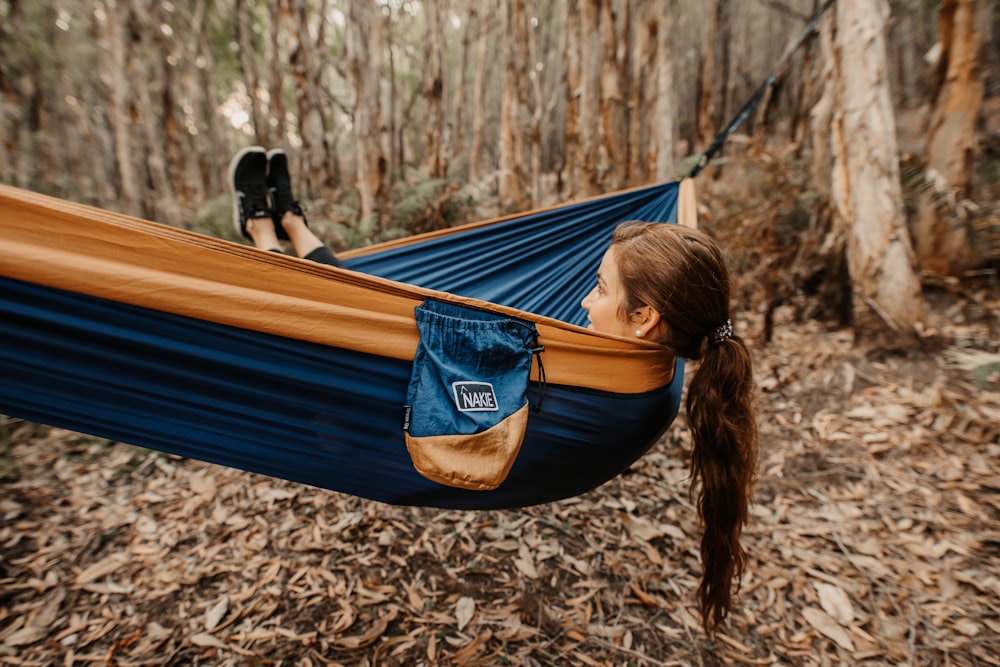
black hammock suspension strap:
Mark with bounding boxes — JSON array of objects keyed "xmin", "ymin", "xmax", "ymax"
[{"xmin": 688, "ymin": 0, "xmax": 837, "ymax": 178}]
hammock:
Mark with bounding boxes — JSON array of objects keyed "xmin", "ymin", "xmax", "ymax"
[{"xmin": 0, "ymin": 180, "xmax": 695, "ymax": 509}]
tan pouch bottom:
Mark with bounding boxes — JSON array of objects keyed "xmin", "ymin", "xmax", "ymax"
[{"xmin": 404, "ymin": 404, "xmax": 529, "ymax": 490}]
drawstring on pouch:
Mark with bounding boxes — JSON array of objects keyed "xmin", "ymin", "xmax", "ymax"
[{"xmin": 528, "ymin": 334, "xmax": 546, "ymax": 413}]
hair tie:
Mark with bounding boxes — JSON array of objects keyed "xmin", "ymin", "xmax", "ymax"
[{"xmin": 708, "ymin": 319, "xmax": 733, "ymax": 345}]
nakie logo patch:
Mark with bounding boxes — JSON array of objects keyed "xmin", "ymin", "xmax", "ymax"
[{"xmin": 452, "ymin": 381, "xmax": 499, "ymax": 412}]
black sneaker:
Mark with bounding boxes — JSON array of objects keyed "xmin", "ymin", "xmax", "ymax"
[
  {"xmin": 266, "ymin": 149, "xmax": 306, "ymax": 240},
  {"xmin": 229, "ymin": 146, "xmax": 270, "ymax": 240}
]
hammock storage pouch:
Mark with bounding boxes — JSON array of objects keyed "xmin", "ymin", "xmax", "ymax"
[{"xmin": 403, "ymin": 299, "xmax": 540, "ymax": 490}]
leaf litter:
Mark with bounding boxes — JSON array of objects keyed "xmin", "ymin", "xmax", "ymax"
[{"xmin": 3, "ymin": 297, "xmax": 997, "ymax": 667}]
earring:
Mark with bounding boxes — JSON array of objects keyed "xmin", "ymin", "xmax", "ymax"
[{"xmin": 635, "ymin": 329, "xmax": 642, "ymax": 336}]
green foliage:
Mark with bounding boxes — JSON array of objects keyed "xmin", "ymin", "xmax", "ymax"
[
  {"xmin": 186, "ymin": 195, "xmax": 244, "ymax": 243},
  {"xmin": 390, "ymin": 178, "xmax": 449, "ymax": 220},
  {"xmin": 388, "ymin": 176, "xmax": 476, "ymax": 236}
]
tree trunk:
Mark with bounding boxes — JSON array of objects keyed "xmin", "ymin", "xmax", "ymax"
[
  {"xmin": 651, "ymin": 1, "xmax": 676, "ymax": 183},
  {"xmin": 235, "ymin": 0, "xmax": 269, "ymax": 147},
  {"xmin": 627, "ymin": 2, "xmax": 650, "ymax": 185},
  {"xmin": 141, "ymin": 0, "xmax": 180, "ymax": 223},
  {"xmin": 563, "ymin": 0, "xmax": 582, "ymax": 196},
  {"xmin": 269, "ymin": 1, "xmax": 287, "ymax": 147},
  {"xmin": 696, "ymin": 0, "xmax": 722, "ymax": 151},
  {"xmin": 912, "ymin": 0, "xmax": 984, "ymax": 275},
  {"xmin": 451, "ymin": 3, "xmax": 475, "ymax": 162},
  {"xmin": 191, "ymin": 0, "xmax": 223, "ymax": 201},
  {"xmin": 173, "ymin": 0, "xmax": 211, "ymax": 206},
  {"xmin": 287, "ymin": 0, "xmax": 334, "ymax": 198},
  {"xmin": 468, "ymin": 2, "xmax": 491, "ymax": 183},
  {"xmin": 88, "ymin": 5, "xmax": 119, "ymax": 205},
  {"xmin": 0, "ymin": 0, "xmax": 15, "ymax": 186},
  {"xmin": 528, "ymin": 1, "xmax": 543, "ymax": 206},
  {"xmin": 812, "ymin": 0, "xmax": 924, "ymax": 345},
  {"xmin": 498, "ymin": 0, "xmax": 530, "ymax": 212},
  {"xmin": 578, "ymin": 0, "xmax": 602, "ymax": 196},
  {"xmin": 386, "ymin": 9, "xmax": 400, "ymax": 182},
  {"xmin": 598, "ymin": 0, "xmax": 626, "ymax": 190},
  {"xmin": 347, "ymin": 0, "xmax": 386, "ymax": 232},
  {"xmin": 421, "ymin": 0, "xmax": 447, "ymax": 179},
  {"xmin": 106, "ymin": 0, "xmax": 142, "ymax": 216}
]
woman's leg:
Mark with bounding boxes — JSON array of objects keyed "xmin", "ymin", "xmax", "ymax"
[
  {"xmin": 268, "ymin": 149, "xmax": 343, "ymax": 267},
  {"xmin": 246, "ymin": 216, "xmax": 283, "ymax": 253},
  {"xmin": 230, "ymin": 146, "xmax": 284, "ymax": 254},
  {"xmin": 280, "ymin": 212, "xmax": 325, "ymax": 258}
]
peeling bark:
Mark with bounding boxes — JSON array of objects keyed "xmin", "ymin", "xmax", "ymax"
[
  {"xmin": 235, "ymin": 0, "xmax": 268, "ymax": 147},
  {"xmin": 347, "ymin": 0, "xmax": 385, "ymax": 231},
  {"xmin": 468, "ymin": 2, "xmax": 491, "ymax": 183},
  {"xmin": 913, "ymin": 0, "xmax": 984, "ymax": 275},
  {"xmin": 421, "ymin": 0, "xmax": 447, "ymax": 179},
  {"xmin": 813, "ymin": 0, "xmax": 925, "ymax": 344},
  {"xmin": 652, "ymin": 3, "xmax": 676, "ymax": 183},
  {"xmin": 498, "ymin": 0, "xmax": 530, "ymax": 212}
]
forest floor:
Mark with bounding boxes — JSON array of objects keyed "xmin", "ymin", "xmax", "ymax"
[{"xmin": 2, "ymin": 153, "xmax": 999, "ymax": 666}]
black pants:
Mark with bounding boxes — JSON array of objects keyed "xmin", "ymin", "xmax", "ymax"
[{"xmin": 304, "ymin": 246, "xmax": 343, "ymax": 268}]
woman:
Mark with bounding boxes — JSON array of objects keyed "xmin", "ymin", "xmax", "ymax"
[
  {"xmin": 582, "ymin": 221, "xmax": 758, "ymax": 632},
  {"xmin": 231, "ymin": 146, "xmax": 757, "ymax": 632}
]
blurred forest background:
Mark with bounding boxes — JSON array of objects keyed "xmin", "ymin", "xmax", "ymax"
[{"xmin": 2, "ymin": 0, "xmax": 998, "ymax": 295}]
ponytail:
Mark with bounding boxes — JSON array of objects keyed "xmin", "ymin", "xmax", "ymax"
[
  {"xmin": 686, "ymin": 334, "xmax": 757, "ymax": 632},
  {"xmin": 609, "ymin": 221, "xmax": 758, "ymax": 633}
]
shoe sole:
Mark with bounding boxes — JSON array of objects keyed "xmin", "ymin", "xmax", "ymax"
[
  {"xmin": 265, "ymin": 148, "xmax": 293, "ymax": 239},
  {"xmin": 228, "ymin": 145, "xmax": 267, "ymax": 238}
]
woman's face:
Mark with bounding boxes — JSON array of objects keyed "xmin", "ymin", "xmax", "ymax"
[{"xmin": 581, "ymin": 246, "xmax": 634, "ymax": 338}]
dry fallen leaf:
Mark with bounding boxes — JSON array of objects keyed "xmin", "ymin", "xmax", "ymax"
[
  {"xmin": 205, "ymin": 594, "xmax": 229, "ymax": 632},
  {"xmin": 813, "ymin": 582, "xmax": 853, "ymax": 625},
  {"xmin": 2, "ymin": 626, "xmax": 48, "ymax": 647},
  {"xmin": 802, "ymin": 607, "xmax": 855, "ymax": 651},
  {"xmin": 75, "ymin": 556, "xmax": 125, "ymax": 585},
  {"xmin": 455, "ymin": 596, "xmax": 476, "ymax": 631},
  {"xmin": 190, "ymin": 632, "xmax": 227, "ymax": 649}
]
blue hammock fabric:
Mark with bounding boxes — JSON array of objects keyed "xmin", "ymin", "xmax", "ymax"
[
  {"xmin": 0, "ymin": 181, "xmax": 687, "ymax": 509},
  {"xmin": 344, "ymin": 182, "xmax": 681, "ymax": 325}
]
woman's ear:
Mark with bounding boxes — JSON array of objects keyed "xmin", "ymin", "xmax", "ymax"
[{"xmin": 631, "ymin": 306, "xmax": 661, "ymax": 339}]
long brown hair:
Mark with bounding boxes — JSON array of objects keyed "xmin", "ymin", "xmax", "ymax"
[{"xmin": 611, "ymin": 221, "xmax": 758, "ymax": 633}]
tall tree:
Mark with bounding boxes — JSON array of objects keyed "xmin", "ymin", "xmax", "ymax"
[
  {"xmin": 268, "ymin": 2, "xmax": 287, "ymax": 148},
  {"xmin": 452, "ymin": 3, "xmax": 475, "ymax": 162},
  {"xmin": 468, "ymin": 2, "xmax": 492, "ymax": 182},
  {"xmin": 528, "ymin": 0, "xmax": 563, "ymax": 203},
  {"xmin": 563, "ymin": 0, "xmax": 582, "ymax": 195},
  {"xmin": 106, "ymin": 0, "xmax": 142, "ymax": 216},
  {"xmin": 498, "ymin": 0, "xmax": 530, "ymax": 211},
  {"xmin": 598, "ymin": 0, "xmax": 626, "ymax": 190},
  {"xmin": 578, "ymin": 0, "xmax": 602, "ymax": 195},
  {"xmin": 386, "ymin": 7, "xmax": 400, "ymax": 182},
  {"xmin": 697, "ymin": 0, "xmax": 731, "ymax": 151},
  {"xmin": 286, "ymin": 0, "xmax": 335, "ymax": 197},
  {"xmin": 811, "ymin": 0, "xmax": 925, "ymax": 344},
  {"xmin": 138, "ymin": 0, "xmax": 180, "ymax": 223},
  {"xmin": 912, "ymin": 0, "xmax": 984, "ymax": 275},
  {"xmin": 650, "ymin": 0, "xmax": 676, "ymax": 183},
  {"xmin": 347, "ymin": 0, "xmax": 386, "ymax": 232},
  {"xmin": 179, "ymin": 0, "xmax": 225, "ymax": 206},
  {"xmin": 421, "ymin": 0, "xmax": 447, "ymax": 178},
  {"xmin": 235, "ymin": 0, "xmax": 270, "ymax": 147},
  {"xmin": 190, "ymin": 0, "xmax": 224, "ymax": 202},
  {"xmin": 626, "ymin": 0, "xmax": 675, "ymax": 185}
]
